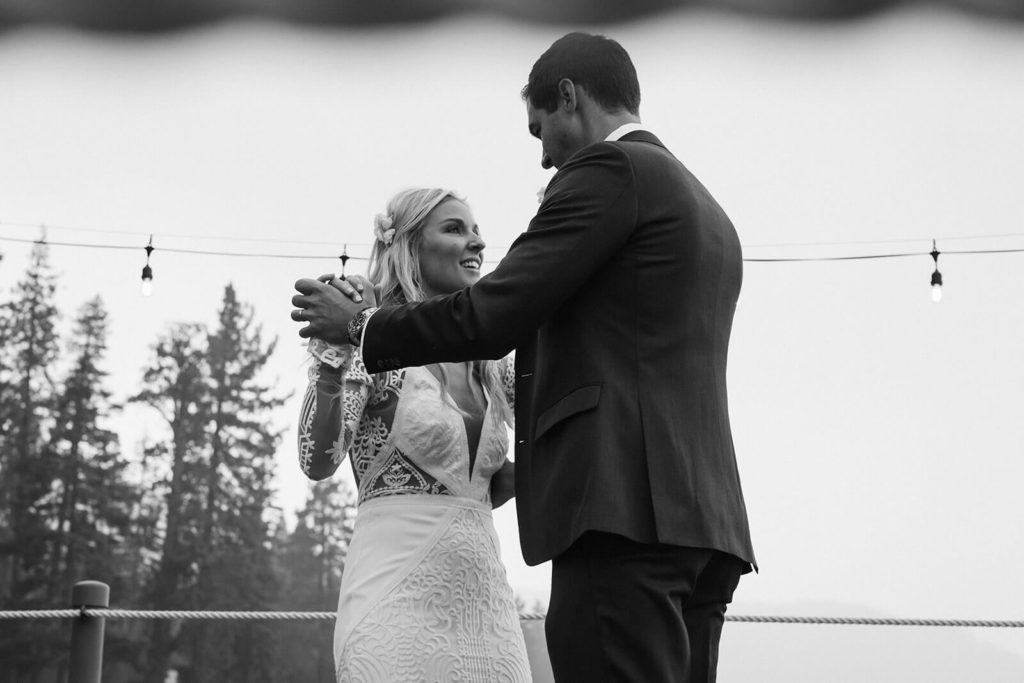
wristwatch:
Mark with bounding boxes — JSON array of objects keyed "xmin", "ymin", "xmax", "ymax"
[{"xmin": 347, "ymin": 306, "xmax": 377, "ymax": 347}]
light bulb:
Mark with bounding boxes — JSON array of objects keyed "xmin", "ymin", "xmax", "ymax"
[
  {"xmin": 929, "ymin": 241, "xmax": 943, "ymax": 304},
  {"xmin": 141, "ymin": 264, "xmax": 153, "ymax": 297},
  {"xmin": 930, "ymin": 269, "xmax": 943, "ymax": 304}
]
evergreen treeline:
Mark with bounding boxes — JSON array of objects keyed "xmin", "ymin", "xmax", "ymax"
[{"xmin": 0, "ymin": 243, "xmax": 356, "ymax": 683}]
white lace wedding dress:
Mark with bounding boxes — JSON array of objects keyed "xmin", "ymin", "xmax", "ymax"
[{"xmin": 298, "ymin": 344, "xmax": 531, "ymax": 683}]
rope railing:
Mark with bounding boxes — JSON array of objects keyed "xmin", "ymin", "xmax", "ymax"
[
  {"xmin": 7, "ymin": 581, "xmax": 1022, "ymax": 683},
  {"xmin": 3, "ymin": 608, "xmax": 1023, "ymax": 628},
  {"xmin": 726, "ymin": 615, "xmax": 1024, "ymax": 628}
]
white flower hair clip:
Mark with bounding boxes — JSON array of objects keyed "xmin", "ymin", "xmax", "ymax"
[{"xmin": 374, "ymin": 213, "xmax": 396, "ymax": 246}]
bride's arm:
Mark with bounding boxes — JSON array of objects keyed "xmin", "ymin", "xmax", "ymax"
[
  {"xmin": 298, "ymin": 341, "xmax": 371, "ymax": 481},
  {"xmin": 490, "ymin": 354, "xmax": 517, "ymax": 508},
  {"xmin": 490, "ymin": 459, "xmax": 515, "ymax": 509},
  {"xmin": 499, "ymin": 353, "xmax": 515, "ymax": 416}
]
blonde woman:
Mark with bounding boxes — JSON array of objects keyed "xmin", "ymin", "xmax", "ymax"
[{"xmin": 297, "ymin": 188, "xmax": 531, "ymax": 682}]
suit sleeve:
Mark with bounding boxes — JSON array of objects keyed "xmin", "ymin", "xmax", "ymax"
[{"xmin": 362, "ymin": 142, "xmax": 638, "ymax": 372}]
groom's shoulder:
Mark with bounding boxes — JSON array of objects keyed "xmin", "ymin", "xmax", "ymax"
[
  {"xmin": 548, "ymin": 143, "xmax": 636, "ymax": 199},
  {"xmin": 579, "ymin": 137, "xmax": 630, "ymax": 159},
  {"xmin": 558, "ymin": 139, "xmax": 633, "ymax": 177},
  {"xmin": 559, "ymin": 136, "xmax": 676, "ymax": 186}
]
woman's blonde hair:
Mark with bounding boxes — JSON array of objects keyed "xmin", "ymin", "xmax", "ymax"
[
  {"xmin": 365, "ymin": 187, "xmax": 512, "ymax": 427},
  {"xmin": 367, "ymin": 187, "xmax": 461, "ymax": 306}
]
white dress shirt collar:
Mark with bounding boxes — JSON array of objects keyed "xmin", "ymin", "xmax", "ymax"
[{"xmin": 605, "ymin": 122, "xmax": 646, "ymax": 141}]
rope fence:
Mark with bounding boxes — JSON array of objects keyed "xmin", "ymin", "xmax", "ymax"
[
  {"xmin": 3, "ymin": 581, "xmax": 1021, "ymax": 683},
  {"xmin": 4, "ymin": 608, "xmax": 1023, "ymax": 628}
]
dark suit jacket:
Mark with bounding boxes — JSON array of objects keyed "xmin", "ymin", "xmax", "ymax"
[{"xmin": 362, "ymin": 131, "xmax": 755, "ymax": 569}]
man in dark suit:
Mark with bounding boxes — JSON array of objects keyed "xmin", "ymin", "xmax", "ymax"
[{"xmin": 293, "ymin": 32, "xmax": 755, "ymax": 683}]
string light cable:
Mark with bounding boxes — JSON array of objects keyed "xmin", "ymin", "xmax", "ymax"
[
  {"xmin": 3, "ymin": 219, "xmax": 1024, "ymax": 260},
  {"xmin": 3, "ymin": 221, "xmax": 1024, "ymax": 300},
  {"xmin": 0, "ymin": 234, "xmax": 362, "ymax": 261},
  {"xmin": 3, "ymin": 227, "xmax": 1024, "ymax": 263}
]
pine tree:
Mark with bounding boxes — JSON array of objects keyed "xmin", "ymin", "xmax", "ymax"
[
  {"xmin": 183, "ymin": 284, "xmax": 288, "ymax": 683},
  {"xmin": 133, "ymin": 285, "xmax": 288, "ymax": 683},
  {"xmin": 0, "ymin": 242, "xmax": 62, "ymax": 681},
  {"xmin": 133, "ymin": 321, "xmax": 212, "ymax": 682},
  {"xmin": 45, "ymin": 298, "xmax": 121, "ymax": 589},
  {"xmin": 0, "ymin": 252, "xmax": 12, "ymax": 594},
  {"xmin": 41, "ymin": 297, "xmax": 149, "ymax": 679},
  {"xmin": 271, "ymin": 482, "xmax": 356, "ymax": 683},
  {"xmin": 0, "ymin": 248, "xmax": 12, "ymax": 504}
]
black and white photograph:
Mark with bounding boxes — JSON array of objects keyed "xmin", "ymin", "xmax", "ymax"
[{"xmin": 1, "ymin": 2, "xmax": 1023, "ymax": 681}]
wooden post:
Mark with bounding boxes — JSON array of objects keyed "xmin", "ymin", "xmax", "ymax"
[{"xmin": 68, "ymin": 580, "xmax": 110, "ymax": 683}]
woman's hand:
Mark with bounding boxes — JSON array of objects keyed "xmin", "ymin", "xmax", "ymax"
[
  {"xmin": 490, "ymin": 459, "xmax": 515, "ymax": 509},
  {"xmin": 317, "ymin": 273, "xmax": 379, "ymax": 308}
]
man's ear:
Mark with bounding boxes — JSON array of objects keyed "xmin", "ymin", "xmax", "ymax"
[{"xmin": 557, "ymin": 78, "xmax": 578, "ymax": 112}]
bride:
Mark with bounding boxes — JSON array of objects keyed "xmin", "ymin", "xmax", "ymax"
[{"xmin": 296, "ymin": 187, "xmax": 532, "ymax": 682}]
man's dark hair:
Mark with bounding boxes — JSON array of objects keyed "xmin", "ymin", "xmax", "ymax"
[{"xmin": 522, "ymin": 32, "xmax": 640, "ymax": 115}]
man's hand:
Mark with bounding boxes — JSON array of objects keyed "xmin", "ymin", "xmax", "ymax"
[{"xmin": 291, "ymin": 275, "xmax": 372, "ymax": 345}]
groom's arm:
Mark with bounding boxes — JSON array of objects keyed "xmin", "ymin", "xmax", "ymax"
[
  {"xmin": 348, "ymin": 144, "xmax": 638, "ymax": 372},
  {"xmin": 295, "ymin": 143, "xmax": 636, "ymax": 359}
]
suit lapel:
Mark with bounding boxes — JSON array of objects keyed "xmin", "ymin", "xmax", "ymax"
[{"xmin": 513, "ymin": 338, "xmax": 537, "ymax": 462}]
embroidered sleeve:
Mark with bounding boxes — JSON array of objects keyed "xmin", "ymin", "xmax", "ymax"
[{"xmin": 298, "ymin": 342, "xmax": 371, "ymax": 480}]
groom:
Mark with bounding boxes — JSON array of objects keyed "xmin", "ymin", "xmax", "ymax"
[{"xmin": 293, "ymin": 32, "xmax": 755, "ymax": 682}]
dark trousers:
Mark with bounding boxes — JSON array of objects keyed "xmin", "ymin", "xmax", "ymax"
[{"xmin": 545, "ymin": 531, "xmax": 745, "ymax": 683}]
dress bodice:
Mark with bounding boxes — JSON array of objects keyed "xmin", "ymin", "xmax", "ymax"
[{"xmin": 298, "ymin": 344, "xmax": 515, "ymax": 506}]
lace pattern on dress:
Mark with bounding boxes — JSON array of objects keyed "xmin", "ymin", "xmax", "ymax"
[
  {"xmin": 336, "ymin": 506, "xmax": 531, "ymax": 683},
  {"xmin": 363, "ymin": 447, "xmax": 452, "ymax": 501},
  {"xmin": 500, "ymin": 355, "xmax": 516, "ymax": 416},
  {"xmin": 299, "ymin": 351, "xmax": 516, "ymax": 504}
]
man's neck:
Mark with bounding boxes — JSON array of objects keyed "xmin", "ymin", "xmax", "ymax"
[
  {"xmin": 605, "ymin": 122, "xmax": 645, "ymax": 142},
  {"xmin": 587, "ymin": 113, "xmax": 642, "ymax": 145}
]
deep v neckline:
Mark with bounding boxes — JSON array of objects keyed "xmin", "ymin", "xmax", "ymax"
[{"xmin": 423, "ymin": 363, "xmax": 489, "ymax": 478}]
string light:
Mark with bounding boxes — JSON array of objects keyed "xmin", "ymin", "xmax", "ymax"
[
  {"xmin": 141, "ymin": 236, "xmax": 154, "ymax": 297},
  {"xmin": 3, "ymin": 233, "xmax": 1024, "ymax": 303},
  {"xmin": 4, "ymin": 232, "xmax": 1022, "ymax": 262},
  {"xmin": 930, "ymin": 240, "xmax": 943, "ymax": 303},
  {"xmin": 4, "ymin": 218, "xmax": 1023, "ymax": 257}
]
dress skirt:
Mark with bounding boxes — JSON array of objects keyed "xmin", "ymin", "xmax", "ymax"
[{"xmin": 334, "ymin": 494, "xmax": 532, "ymax": 682}]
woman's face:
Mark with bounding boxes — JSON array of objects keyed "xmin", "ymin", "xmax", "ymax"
[{"xmin": 417, "ymin": 199, "xmax": 486, "ymax": 297}]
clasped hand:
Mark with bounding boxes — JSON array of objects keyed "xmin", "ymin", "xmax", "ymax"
[{"xmin": 292, "ymin": 274, "xmax": 378, "ymax": 345}]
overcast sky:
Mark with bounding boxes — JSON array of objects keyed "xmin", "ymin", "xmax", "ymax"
[{"xmin": 2, "ymin": 6, "xmax": 1022, "ymax": 680}]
